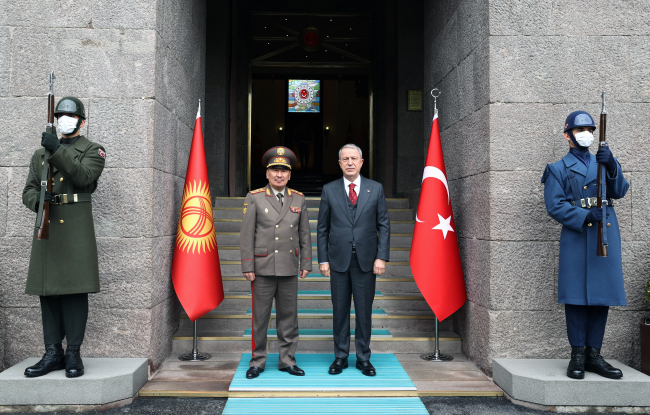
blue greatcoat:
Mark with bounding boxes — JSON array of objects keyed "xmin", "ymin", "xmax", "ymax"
[{"xmin": 541, "ymin": 152, "xmax": 629, "ymax": 306}]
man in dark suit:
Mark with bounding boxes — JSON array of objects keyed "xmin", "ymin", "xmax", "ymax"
[{"xmin": 317, "ymin": 144, "xmax": 390, "ymax": 376}]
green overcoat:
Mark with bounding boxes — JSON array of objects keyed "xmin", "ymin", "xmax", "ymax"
[{"xmin": 22, "ymin": 136, "xmax": 106, "ymax": 296}]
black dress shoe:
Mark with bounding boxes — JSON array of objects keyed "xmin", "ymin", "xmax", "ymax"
[
  {"xmin": 585, "ymin": 346, "xmax": 623, "ymax": 379},
  {"xmin": 329, "ymin": 358, "xmax": 348, "ymax": 375},
  {"xmin": 246, "ymin": 366, "xmax": 264, "ymax": 379},
  {"xmin": 65, "ymin": 345, "xmax": 84, "ymax": 378},
  {"xmin": 356, "ymin": 360, "xmax": 376, "ymax": 376},
  {"xmin": 24, "ymin": 344, "xmax": 65, "ymax": 378},
  {"xmin": 279, "ymin": 365, "xmax": 305, "ymax": 376},
  {"xmin": 567, "ymin": 346, "xmax": 585, "ymax": 379}
]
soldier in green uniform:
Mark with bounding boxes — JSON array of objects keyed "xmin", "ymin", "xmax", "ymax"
[
  {"xmin": 22, "ymin": 97, "xmax": 106, "ymax": 378},
  {"xmin": 240, "ymin": 147, "xmax": 312, "ymax": 379}
]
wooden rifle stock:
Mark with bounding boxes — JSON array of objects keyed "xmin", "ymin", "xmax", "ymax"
[
  {"xmin": 597, "ymin": 91, "xmax": 607, "ymax": 257},
  {"xmin": 37, "ymin": 74, "xmax": 55, "ymax": 240}
]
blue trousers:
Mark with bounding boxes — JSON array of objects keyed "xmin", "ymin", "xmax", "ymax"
[{"xmin": 565, "ymin": 304, "xmax": 609, "ymax": 348}]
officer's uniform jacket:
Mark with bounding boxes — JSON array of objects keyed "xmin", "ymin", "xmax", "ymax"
[
  {"xmin": 240, "ymin": 185, "xmax": 312, "ymax": 275},
  {"xmin": 22, "ymin": 136, "xmax": 106, "ymax": 296},
  {"xmin": 542, "ymin": 152, "xmax": 628, "ymax": 306}
]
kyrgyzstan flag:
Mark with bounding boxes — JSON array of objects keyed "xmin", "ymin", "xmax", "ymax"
[
  {"xmin": 171, "ymin": 101, "xmax": 224, "ymax": 321},
  {"xmin": 410, "ymin": 111, "xmax": 466, "ymax": 322}
]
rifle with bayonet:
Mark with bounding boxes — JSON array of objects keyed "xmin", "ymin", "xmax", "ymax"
[
  {"xmin": 597, "ymin": 91, "xmax": 608, "ymax": 257},
  {"xmin": 35, "ymin": 71, "xmax": 55, "ymax": 240}
]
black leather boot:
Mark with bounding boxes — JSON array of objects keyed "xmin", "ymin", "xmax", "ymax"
[
  {"xmin": 65, "ymin": 345, "xmax": 84, "ymax": 378},
  {"xmin": 566, "ymin": 346, "xmax": 585, "ymax": 379},
  {"xmin": 585, "ymin": 346, "xmax": 622, "ymax": 379},
  {"xmin": 24, "ymin": 344, "xmax": 65, "ymax": 377}
]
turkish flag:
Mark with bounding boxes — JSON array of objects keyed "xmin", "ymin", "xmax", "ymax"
[
  {"xmin": 410, "ymin": 112, "xmax": 466, "ymax": 321},
  {"xmin": 171, "ymin": 103, "xmax": 224, "ymax": 321}
]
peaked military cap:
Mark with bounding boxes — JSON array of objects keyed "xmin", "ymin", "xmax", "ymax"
[{"xmin": 262, "ymin": 146, "xmax": 296, "ymax": 170}]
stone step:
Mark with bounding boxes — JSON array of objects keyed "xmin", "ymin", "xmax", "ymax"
[
  {"xmin": 213, "ymin": 219, "xmax": 416, "ymax": 233},
  {"xmin": 172, "ymin": 330, "xmax": 460, "ymax": 354},
  {"xmin": 180, "ymin": 309, "xmax": 443, "ymax": 332},
  {"xmin": 220, "ymin": 278, "xmax": 419, "ymax": 293},
  {"xmin": 214, "ymin": 197, "xmax": 410, "ymax": 209},
  {"xmin": 0, "ymin": 358, "xmax": 148, "ymax": 406},
  {"xmin": 213, "ymin": 207, "xmax": 413, "ymax": 221},
  {"xmin": 215, "ymin": 292, "xmax": 430, "ymax": 312},
  {"xmin": 216, "ymin": 232, "xmax": 414, "ymax": 247},
  {"xmin": 493, "ymin": 359, "xmax": 650, "ymax": 407},
  {"xmin": 217, "ymin": 261, "xmax": 412, "ymax": 277},
  {"xmin": 217, "ymin": 246, "xmax": 411, "ymax": 262}
]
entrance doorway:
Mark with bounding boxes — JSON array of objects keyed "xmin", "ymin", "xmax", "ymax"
[
  {"xmin": 250, "ymin": 76, "xmax": 370, "ymax": 193},
  {"xmin": 247, "ymin": 11, "xmax": 373, "ymax": 194}
]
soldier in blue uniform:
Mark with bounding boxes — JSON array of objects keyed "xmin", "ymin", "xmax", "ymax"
[{"xmin": 542, "ymin": 110, "xmax": 629, "ymax": 380}]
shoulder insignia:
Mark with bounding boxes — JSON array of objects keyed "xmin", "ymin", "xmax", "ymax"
[
  {"xmin": 289, "ymin": 188, "xmax": 304, "ymax": 196},
  {"xmin": 243, "ymin": 203, "xmax": 248, "ymax": 215},
  {"xmin": 250, "ymin": 187, "xmax": 266, "ymax": 195},
  {"xmin": 98, "ymin": 148, "xmax": 106, "ymax": 159}
]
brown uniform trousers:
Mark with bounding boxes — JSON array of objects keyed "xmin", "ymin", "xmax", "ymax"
[{"xmin": 240, "ymin": 185, "xmax": 312, "ymax": 369}]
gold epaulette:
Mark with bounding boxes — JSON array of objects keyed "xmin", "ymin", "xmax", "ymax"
[
  {"xmin": 250, "ymin": 187, "xmax": 266, "ymax": 195},
  {"xmin": 288, "ymin": 188, "xmax": 304, "ymax": 196}
]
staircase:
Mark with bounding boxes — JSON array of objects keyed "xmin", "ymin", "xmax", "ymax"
[{"xmin": 172, "ymin": 196, "xmax": 461, "ymax": 355}]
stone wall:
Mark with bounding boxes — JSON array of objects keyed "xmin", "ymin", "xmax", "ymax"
[
  {"xmin": 425, "ymin": 0, "xmax": 650, "ymax": 374},
  {"xmin": 0, "ymin": 0, "xmax": 206, "ymax": 372}
]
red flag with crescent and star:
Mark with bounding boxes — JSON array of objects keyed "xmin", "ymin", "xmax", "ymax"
[
  {"xmin": 410, "ymin": 111, "xmax": 466, "ymax": 322},
  {"xmin": 171, "ymin": 102, "xmax": 224, "ymax": 322}
]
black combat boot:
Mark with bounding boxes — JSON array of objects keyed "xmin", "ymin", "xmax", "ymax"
[
  {"xmin": 65, "ymin": 345, "xmax": 84, "ymax": 378},
  {"xmin": 566, "ymin": 346, "xmax": 585, "ymax": 379},
  {"xmin": 24, "ymin": 344, "xmax": 65, "ymax": 377},
  {"xmin": 584, "ymin": 346, "xmax": 622, "ymax": 379}
]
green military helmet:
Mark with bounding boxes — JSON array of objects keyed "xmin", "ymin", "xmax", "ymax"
[{"xmin": 54, "ymin": 96, "xmax": 86, "ymax": 119}]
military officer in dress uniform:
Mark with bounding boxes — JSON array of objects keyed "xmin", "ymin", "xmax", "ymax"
[
  {"xmin": 22, "ymin": 97, "xmax": 106, "ymax": 378},
  {"xmin": 240, "ymin": 147, "xmax": 312, "ymax": 379},
  {"xmin": 542, "ymin": 110, "xmax": 628, "ymax": 380}
]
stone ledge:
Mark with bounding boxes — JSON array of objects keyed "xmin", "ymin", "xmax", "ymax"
[
  {"xmin": 0, "ymin": 358, "xmax": 148, "ymax": 406},
  {"xmin": 493, "ymin": 358, "xmax": 650, "ymax": 407}
]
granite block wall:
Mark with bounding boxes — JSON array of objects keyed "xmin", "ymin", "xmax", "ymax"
[
  {"xmin": 0, "ymin": 0, "xmax": 204, "ymax": 372},
  {"xmin": 425, "ymin": 0, "xmax": 650, "ymax": 374}
]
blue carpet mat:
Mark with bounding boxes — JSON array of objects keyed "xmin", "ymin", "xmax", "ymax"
[
  {"xmin": 242, "ymin": 329, "xmax": 392, "ymax": 338},
  {"xmin": 246, "ymin": 308, "xmax": 388, "ymax": 315},
  {"xmin": 223, "ymin": 397, "xmax": 428, "ymax": 414},
  {"xmin": 229, "ymin": 353, "xmax": 416, "ymax": 391}
]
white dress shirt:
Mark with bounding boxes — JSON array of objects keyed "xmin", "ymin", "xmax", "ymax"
[{"xmin": 343, "ymin": 175, "xmax": 361, "ymax": 197}]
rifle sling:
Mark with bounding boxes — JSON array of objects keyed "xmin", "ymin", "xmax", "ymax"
[
  {"xmin": 34, "ymin": 149, "xmax": 50, "ymax": 229},
  {"xmin": 600, "ymin": 164, "xmax": 609, "ymax": 246}
]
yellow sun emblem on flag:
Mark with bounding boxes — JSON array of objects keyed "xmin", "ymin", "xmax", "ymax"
[{"xmin": 176, "ymin": 180, "xmax": 217, "ymax": 254}]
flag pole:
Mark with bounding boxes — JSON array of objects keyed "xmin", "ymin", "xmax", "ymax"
[
  {"xmin": 179, "ymin": 319, "xmax": 212, "ymax": 361},
  {"xmin": 178, "ymin": 98, "xmax": 212, "ymax": 362},
  {"xmin": 420, "ymin": 88, "xmax": 453, "ymax": 362},
  {"xmin": 421, "ymin": 316, "xmax": 453, "ymax": 361}
]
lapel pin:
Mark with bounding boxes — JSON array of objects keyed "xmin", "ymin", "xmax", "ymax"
[
  {"xmin": 367, "ymin": 190, "xmax": 370, "ymax": 192},
  {"xmin": 265, "ymin": 208, "xmax": 268, "ymax": 213}
]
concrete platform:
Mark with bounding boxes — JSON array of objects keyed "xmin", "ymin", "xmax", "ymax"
[
  {"xmin": 0, "ymin": 358, "xmax": 148, "ymax": 405},
  {"xmin": 493, "ymin": 358, "xmax": 650, "ymax": 407}
]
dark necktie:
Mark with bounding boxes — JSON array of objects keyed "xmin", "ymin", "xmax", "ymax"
[
  {"xmin": 277, "ymin": 193, "xmax": 283, "ymax": 206},
  {"xmin": 349, "ymin": 183, "xmax": 357, "ymax": 205}
]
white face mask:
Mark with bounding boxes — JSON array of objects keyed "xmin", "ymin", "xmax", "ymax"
[
  {"xmin": 57, "ymin": 115, "xmax": 78, "ymax": 135},
  {"xmin": 574, "ymin": 131, "xmax": 594, "ymax": 147}
]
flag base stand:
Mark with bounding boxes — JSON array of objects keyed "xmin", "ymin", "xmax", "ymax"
[
  {"xmin": 179, "ymin": 320, "xmax": 212, "ymax": 362},
  {"xmin": 420, "ymin": 317, "xmax": 453, "ymax": 362}
]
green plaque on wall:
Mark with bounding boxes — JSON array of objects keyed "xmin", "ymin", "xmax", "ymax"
[{"xmin": 407, "ymin": 90, "xmax": 423, "ymax": 111}]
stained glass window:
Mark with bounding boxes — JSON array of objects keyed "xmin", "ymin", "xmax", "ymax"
[{"xmin": 288, "ymin": 79, "xmax": 321, "ymax": 113}]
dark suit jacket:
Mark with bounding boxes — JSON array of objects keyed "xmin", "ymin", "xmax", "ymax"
[{"xmin": 317, "ymin": 176, "xmax": 390, "ymax": 273}]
